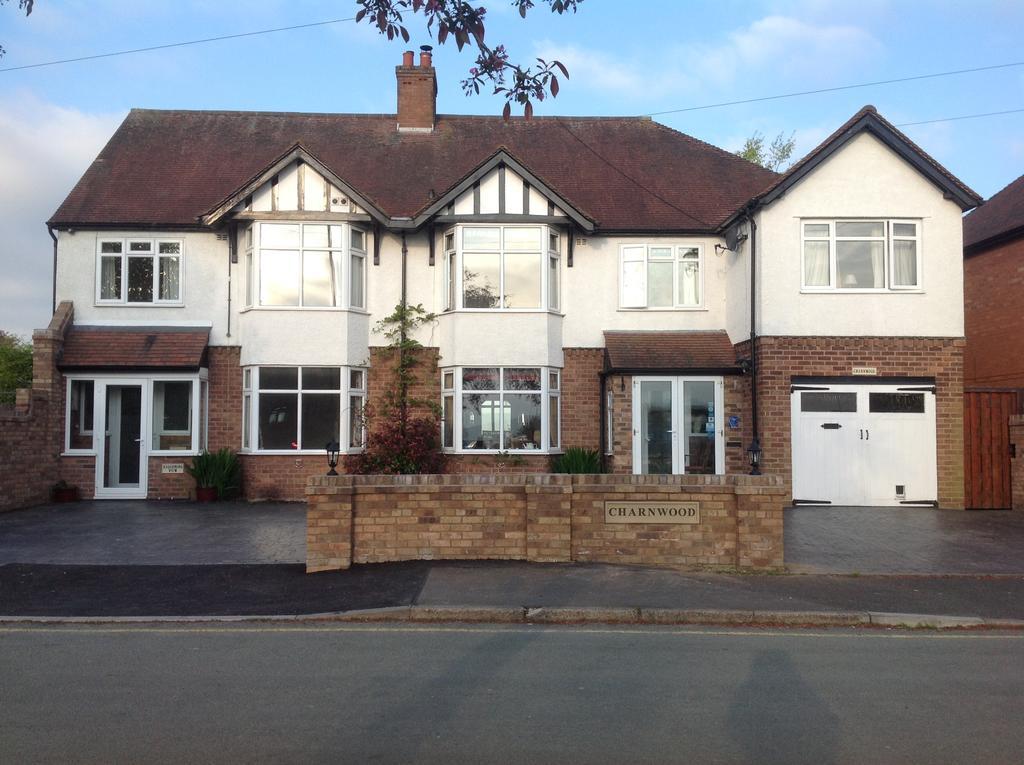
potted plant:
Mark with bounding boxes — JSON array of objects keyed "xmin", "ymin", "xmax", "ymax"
[
  {"xmin": 51, "ymin": 479, "xmax": 80, "ymax": 503},
  {"xmin": 186, "ymin": 448, "xmax": 241, "ymax": 502}
]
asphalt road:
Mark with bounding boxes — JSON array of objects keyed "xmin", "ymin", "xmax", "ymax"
[{"xmin": 2, "ymin": 623, "xmax": 1022, "ymax": 764}]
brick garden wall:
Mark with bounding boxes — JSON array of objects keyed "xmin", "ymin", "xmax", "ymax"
[
  {"xmin": 307, "ymin": 473, "xmax": 786, "ymax": 573},
  {"xmin": 755, "ymin": 336, "xmax": 965, "ymax": 509},
  {"xmin": 1011, "ymin": 416, "xmax": 1024, "ymax": 511},
  {"xmin": 0, "ymin": 303, "xmax": 72, "ymax": 511}
]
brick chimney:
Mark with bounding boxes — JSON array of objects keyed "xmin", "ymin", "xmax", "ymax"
[{"xmin": 396, "ymin": 45, "xmax": 437, "ymax": 132}]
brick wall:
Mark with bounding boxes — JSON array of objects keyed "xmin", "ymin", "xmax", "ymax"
[
  {"xmin": 0, "ymin": 303, "xmax": 72, "ymax": 511},
  {"xmin": 307, "ymin": 473, "xmax": 786, "ymax": 573},
  {"xmin": 207, "ymin": 346, "xmax": 242, "ymax": 451},
  {"xmin": 561, "ymin": 348, "xmax": 603, "ymax": 450},
  {"xmin": 964, "ymin": 238, "xmax": 1024, "ymax": 387},
  {"xmin": 755, "ymin": 336, "xmax": 965, "ymax": 509},
  {"xmin": 1011, "ymin": 415, "xmax": 1024, "ymax": 511}
]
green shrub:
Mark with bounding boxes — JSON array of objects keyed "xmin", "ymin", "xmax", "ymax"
[
  {"xmin": 550, "ymin": 447, "xmax": 602, "ymax": 474},
  {"xmin": 186, "ymin": 448, "xmax": 241, "ymax": 499}
]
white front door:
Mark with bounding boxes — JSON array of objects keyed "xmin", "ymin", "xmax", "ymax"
[
  {"xmin": 791, "ymin": 383, "xmax": 937, "ymax": 506},
  {"xmin": 632, "ymin": 377, "xmax": 725, "ymax": 475},
  {"xmin": 95, "ymin": 380, "xmax": 148, "ymax": 499}
]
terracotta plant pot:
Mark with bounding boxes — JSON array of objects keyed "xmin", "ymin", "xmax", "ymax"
[
  {"xmin": 195, "ymin": 486, "xmax": 219, "ymax": 503},
  {"xmin": 52, "ymin": 487, "xmax": 80, "ymax": 503}
]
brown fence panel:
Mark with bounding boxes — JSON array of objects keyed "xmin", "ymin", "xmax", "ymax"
[{"xmin": 964, "ymin": 390, "xmax": 1020, "ymax": 509}]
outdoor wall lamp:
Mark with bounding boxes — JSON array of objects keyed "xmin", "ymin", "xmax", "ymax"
[
  {"xmin": 747, "ymin": 438, "xmax": 762, "ymax": 476},
  {"xmin": 325, "ymin": 441, "xmax": 340, "ymax": 476}
]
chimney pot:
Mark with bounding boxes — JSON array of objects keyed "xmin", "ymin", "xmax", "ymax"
[
  {"xmin": 402, "ymin": 50, "xmax": 415, "ymax": 67},
  {"xmin": 419, "ymin": 44, "xmax": 433, "ymax": 68}
]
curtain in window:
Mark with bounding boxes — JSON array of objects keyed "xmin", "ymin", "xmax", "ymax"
[
  {"xmin": 803, "ymin": 241, "xmax": 830, "ymax": 286},
  {"xmin": 679, "ymin": 261, "xmax": 700, "ymax": 305},
  {"xmin": 870, "ymin": 243, "xmax": 885, "ymax": 288},
  {"xmin": 892, "ymin": 240, "xmax": 917, "ymax": 286},
  {"xmin": 100, "ymin": 257, "xmax": 121, "ymax": 299},
  {"xmin": 159, "ymin": 257, "xmax": 180, "ymax": 301}
]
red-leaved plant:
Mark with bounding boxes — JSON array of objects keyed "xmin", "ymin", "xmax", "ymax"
[{"xmin": 345, "ymin": 406, "xmax": 447, "ymax": 475}]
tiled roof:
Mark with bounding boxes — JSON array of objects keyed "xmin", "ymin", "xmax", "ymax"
[
  {"xmin": 963, "ymin": 172, "xmax": 1024, "ymax": 252},
  {"xmin": 49, "ymin": 109, "xmax": 779, "ymax": 233},
  {"xmin": 59, "ymin": 326, "xmax": 210, "ymax": 370},
  {"xmin": 603, "ymin": 330, "xmax": 740, "ymax": 372}
]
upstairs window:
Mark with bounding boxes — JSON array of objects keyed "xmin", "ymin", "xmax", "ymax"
[
  {"xmin": 445, "ymin": 225, "xmax": 560, "ymax": 312},
  {"xmin": 802, "ymin": 220, "xmax": 921, "ymax": 291},
  {"xmin": 96, "ymin": 239, "xmax": 182, "ymax": 305},
  {"xmin": 251, "ymin": 223, "xmax": 366, "ymax": 309},
  {"xmin": 620, "ymin": 244, "xmax": 703, "ymax": 309}
]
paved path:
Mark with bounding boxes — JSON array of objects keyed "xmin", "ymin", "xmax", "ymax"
[
  {"xmin": 2, "ymin": 623, "xmax": 1022, "ymax": 764},
  {"xmin": 784, "ymin": 505, "xmax": 1024, "ymax": 574},
  {"xmin": 0, "ymin": 501, "xmax": 305, "ymax": 565}
]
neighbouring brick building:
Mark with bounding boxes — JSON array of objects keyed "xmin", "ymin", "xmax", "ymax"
[{"xmin": 15, "ymin": 50, "xmax": 981, "ymax": 511}]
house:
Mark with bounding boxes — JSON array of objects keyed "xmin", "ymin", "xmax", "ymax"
[
  {"xmin": 961, "ymin": 172, "xmax": 1024, "ymax": 510},
  {"xmin": 39, "ymin": 50, "xmax": 980, "ymax": 508},
  {"xmin": 963, "ymin": 172, "xmax": 1024, "ymax": 388}
]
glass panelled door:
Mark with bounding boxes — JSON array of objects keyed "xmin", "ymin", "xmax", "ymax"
[
  {"xmin": 633, "ymin": 377, "xmax": 724, "ymax": 475},
  {"xmin": 96, "ymin": 381, "xmax": 148, "ymax": 498},
  {"xmin": 638, "ymin": 380, "xmax": 674, "ymax": 474}
]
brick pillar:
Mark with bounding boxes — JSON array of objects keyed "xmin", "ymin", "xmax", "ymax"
[
  {"xmin": 735, "ymin": 482, "xmax": 785, "ymax": 569},
  {"xmin": 306, "ymin": 477, "xmax": 354, "ymax": 572},
  {"xmin": 1011, "ymin": 416, "xmax": 1024, "ymax": 511},
  {"xmin": 525, "ymin": 477, "xmax": 572, "ymax": 562}
]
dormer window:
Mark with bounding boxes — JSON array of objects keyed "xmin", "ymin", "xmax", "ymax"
[
  {"xmin": 245, "ymin": 222, "xmax": 366, "ymax": 310},
  {"xmin": 444, "ymin": 224, "xmax": 560, "ymax": 312}
]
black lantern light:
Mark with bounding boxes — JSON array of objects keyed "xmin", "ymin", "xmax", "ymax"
[
  {"xmin": 325, "ymin": 440, "xmax": 340, "ymax": 476},
  {"xmin": 746, "ymin": 438, "xmax": 762, "ymax": 476}
]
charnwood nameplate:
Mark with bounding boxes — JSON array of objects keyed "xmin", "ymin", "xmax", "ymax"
[{"xmin": 604, "ymin": 501, "xmax": 700, "ymax": 524}]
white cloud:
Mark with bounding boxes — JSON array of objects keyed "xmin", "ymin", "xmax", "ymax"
[
  {"xmin": 0, "ymin": 93, "xmax": 124, "ymax": 338},
  {"xmin": 535, "ymin": 14, "xmax": 880, "ymax": 104}
]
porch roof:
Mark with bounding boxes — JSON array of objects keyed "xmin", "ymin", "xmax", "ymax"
[
  {"xmin": 59, "ymin": 326, "xmax": 210, "ymax": 371},
  {"xmin": 603, "ymin": 330, "xmax": 742, "ymax": 374}
]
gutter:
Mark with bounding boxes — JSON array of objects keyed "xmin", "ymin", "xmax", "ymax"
[{"xmin": 47, "ymin": 225, "xmax": 58, "ymax": 315}]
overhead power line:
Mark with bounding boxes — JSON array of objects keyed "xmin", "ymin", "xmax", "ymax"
[
  {"xmin": 894, "ymin": 107, "xmax": 1024, "ymax": 127},
  {"xmin": 0, "ymin": 17, "xmax": 356, "ymax": 73},
  {"xmin": 646, "ymin": 61, "xmax": 1024, "ymax": 116}
]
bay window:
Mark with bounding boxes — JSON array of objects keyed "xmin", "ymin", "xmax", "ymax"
[
  {"xmin": 242, "ymin": 366, "xmax": 365, "ymax": 452},
  {"xmin": 248, "ymin": 222, "xmax": 366, "ymax": 309},
  {"xmin": 801, "ymin": 220, "xmax": 921, "ymax": 291},
  {"xmin": 441, "ymin": 367, "xmax": 560, "ymax": 452},
  {"xmin": 96, "ymin": 238, "xmax": 182, "ymax": 304},
  {"xmin": 620, "ymin": 244, "xmax": 703, "ymax": 309},
  {"xmin": 444, "ymin": 225, "xmax": 561, "ymax": 311}
]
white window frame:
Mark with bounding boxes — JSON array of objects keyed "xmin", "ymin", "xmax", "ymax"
[
  {"xmin": 95, "ymin": 237, "xmax": 185, "ymax": 306},
  {"xmin": 248, "ymin": 222, "xmax": 368, "ymax": 311},
  {"xmin": 62, "ymin": 372, "xmax": 207, "ymax": 457},
  {"xmin": 441, "ymin": 366, "xmax": 561, "ymax": 454},
  {"xmin": 800, "ymin": 219, "xmax": 923, "ymax": 292},
  {"xmin": 241, "ymin": 365, "xmax": 366, "ymax": 454},
  {"xmin": 446, "ymin": 224, "xmax": 562, "ymax": 313},
  {"xmin": 618, "ymin": 243, "xmax": 705, "ymax": 310}
]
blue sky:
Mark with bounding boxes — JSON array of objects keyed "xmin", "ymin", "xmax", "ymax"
[{"xmin": 2, "ymin": 0, "xmax": 1023, "ymax": 336}]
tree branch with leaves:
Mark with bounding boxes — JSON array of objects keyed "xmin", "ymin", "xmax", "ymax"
[
  {"xmin": 0, "ymin": 0, "xmax": 33, "ymax": 58},
  {"xmin": 735, "ymin": 130, "xmax": 796, "ymax": 173},
  {"xmin": 355, "ymin": 0, "xmax": 581, "ymax": 118}
]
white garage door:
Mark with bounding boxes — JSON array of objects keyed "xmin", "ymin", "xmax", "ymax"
[{"xmin": 791, "ymin": 382, "xmax": 938, "ymax": 507}]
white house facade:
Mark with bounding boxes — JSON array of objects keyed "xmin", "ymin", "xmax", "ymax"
[{"xmin": 43, "ymin": 50, "xmax": 980, "ymax": 508}]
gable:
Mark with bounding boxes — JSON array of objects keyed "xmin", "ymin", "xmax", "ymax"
[
  {"xmin": 445, "ymin": 162, "xmax": 569, "ymax": 220},
  {"xmin": 235, "ymin": 159, "xmax": 368, "ymax": 217}
]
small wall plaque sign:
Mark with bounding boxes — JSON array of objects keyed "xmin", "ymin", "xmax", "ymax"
[
  {"xmin": 162, "ymin": 463, "xmax": 185, "ymax": 474},
  {"xmin": 605, "ymin": 501, "xmax": 700, "ymax": 524},
  {"xmin": 852, "ymin": 367, "xmax": 878, "ymax": 376}
]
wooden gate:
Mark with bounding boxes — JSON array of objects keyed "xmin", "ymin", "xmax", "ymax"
[{"xmin": 964, "ymin": 389, "xmax": 1020, "ymax": 509}]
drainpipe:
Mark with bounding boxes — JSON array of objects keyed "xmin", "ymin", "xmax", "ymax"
[
  {"xmin": 746, "ymin": 204, "xmax": 760, "ymax": 473},
  {"xmin": 226, "ymin": 224, "xmax": 236, "ymax": 339},
  {"xmin": 47, "ymin": 226, "xmax": 58, "ymax": 315},
  {"xmin": 400, "ymin": 231, "xmax": 408, "ymax": 428}
]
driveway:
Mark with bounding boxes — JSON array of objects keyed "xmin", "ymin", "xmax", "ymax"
[
  {"xmin": 0, "ymin": 501, "xmax": 305, "ymax": 565},
  {"xmin": 785, "ymin": 505, "xmax": 1024, "ymax": 574}
]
